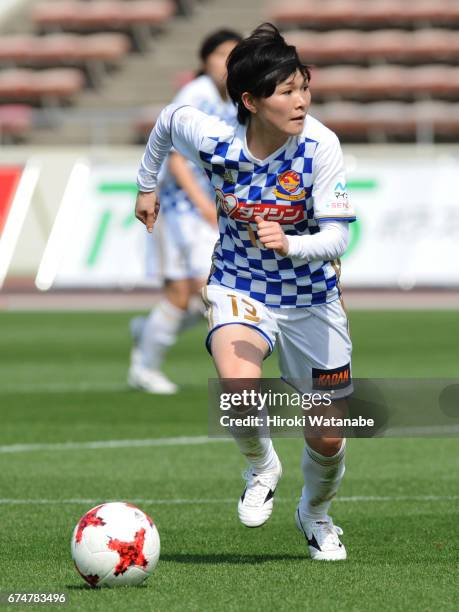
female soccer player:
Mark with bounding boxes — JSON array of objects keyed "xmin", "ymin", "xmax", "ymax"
[
  {"xmin": 135, "ymin": 24, "xmax": 356, "ymax": 560},
  {"xmin": 129, "ymin": 29, "xmax": 242, "ymax": 394}
]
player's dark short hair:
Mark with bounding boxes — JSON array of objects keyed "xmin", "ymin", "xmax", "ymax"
[
  {"xmin": 226, "ymin": 23, "xmax": 311, "ymax": 124},
  {"xmin": 199, "ymin": 29, "xmax": 243, "ymax": 63}
]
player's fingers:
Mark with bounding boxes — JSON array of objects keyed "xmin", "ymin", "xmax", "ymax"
[
  {"xmin": 135, "ymin": 209, "xmax": 147, "ymax": 225},
  {"xmin": 254, "ymin": 216, "xmax": 272, "ymax": 230},
  {"xmin": 264, "ymin": 241, "xmax": 282, "ymax": 250},
  {"xmin": 257, "ymin": 228, "xmax": 282, "ymax": 241},
  {"xmin": 146, "ymin": 210, "xmax": 156, "ymax": 233}
]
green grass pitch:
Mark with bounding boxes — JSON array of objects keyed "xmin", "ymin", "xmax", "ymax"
[{"xmin": 0, "ymin": 310, "xmax": 458, "ymax": 611}]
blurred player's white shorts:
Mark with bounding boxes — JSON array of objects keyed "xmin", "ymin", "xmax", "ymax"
[
  {"xmin": 149, "ymin": 210, "xmax": 218, "ymax": 281},
  {"xmin": 202, "ymin": 284, "xmax": 353, "ymax": 398}
]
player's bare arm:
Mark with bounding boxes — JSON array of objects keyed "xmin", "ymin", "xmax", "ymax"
[
  {"xmin": 168, "ymin": 152, "xmax": 217, "ymax": 226},
  {"xmin": 135, "ymin": 190, "xmax": 160, "ymax": 233}
]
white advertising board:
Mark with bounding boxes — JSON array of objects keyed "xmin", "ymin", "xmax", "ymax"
[
  {"xmin": 341, "ymin": 155, "xmax": 459, "ymax": 287},
  {"xmin": 35, "ymin": 153, "xmax": 459, "ymax": 290},
  {"xmin": 38, "ymin": 164, "xmax": 161, "ymax": 289}
]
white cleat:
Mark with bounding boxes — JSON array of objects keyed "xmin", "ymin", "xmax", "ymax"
[
  {"xmin": 238, "ymin": 456, "xmax": 282, "ymax": 528},
  {"xmin": 128, "ymin": 364, "xmax": 178, "ymax": 395},
  {"xmin": 295, "ymin": 508, "xmax": 347, "ymax": 561}
]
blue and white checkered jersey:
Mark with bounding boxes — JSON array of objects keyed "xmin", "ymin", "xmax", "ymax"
[
  {"xmin": 137, "ymin": 105, "xmax": 356, "ymax": 307},
  {"xmin": 158, "ymin": 74, "xmax": 237, "ymax": 215}
]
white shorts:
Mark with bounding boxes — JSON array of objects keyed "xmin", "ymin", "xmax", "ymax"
[
  {"xmin": 202, "ymin": 284, "xmax": 353, "ymax": 398},
  {"xmin": 154, "ymin": 210, "xmax": 218, "ymax": 281}
]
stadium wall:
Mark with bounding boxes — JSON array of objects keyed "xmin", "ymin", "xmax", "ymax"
[{"xmin": 1, "ymin": 144, "xmax": 458, "ymax": 290}]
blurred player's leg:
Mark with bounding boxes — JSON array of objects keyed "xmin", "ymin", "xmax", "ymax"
[
  {"xmin": 128, "ymin": 291, "xmax": 186, "ymax": 394},
  {"xmin": 129, "ymin": 210, "xmax": 216, "ymax": 394}
]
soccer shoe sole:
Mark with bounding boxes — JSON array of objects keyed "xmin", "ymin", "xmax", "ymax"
[{"xmin": 295, "ymin": 508, "xmax": 347, "ymax": 561}]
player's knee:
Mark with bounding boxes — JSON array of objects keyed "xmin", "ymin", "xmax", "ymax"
[
  {"xmin": 217, "ymin": 360, "xmax": 261, "ymax": 380},
  {"xmin": 307, "ymin": 436, "xmax": 344, "ymax": 457},
  {"xmin": 165, "ymin": 280, "xmax": 192, "ymax": 310}
]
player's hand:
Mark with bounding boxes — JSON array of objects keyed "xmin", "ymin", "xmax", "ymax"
[
  {"xmin": 254, "ymin": 215, "xmax": 289, "ymax": 256},
  {"xmin": 135, "ymin": 191, "xmax": 160, "ymax": 233}
]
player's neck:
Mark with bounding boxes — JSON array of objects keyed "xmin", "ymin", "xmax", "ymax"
[
  {"xmin": 246, "ymin": 119, "xmax": 289, "ymax": 161},
  {"xmin": 217, "ymin": 85, "xmax": 229, "ymax": 101}
]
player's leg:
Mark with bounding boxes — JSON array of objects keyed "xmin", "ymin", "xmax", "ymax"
[
  {"xmin": 276, "ymin": 299, "xmax": 351, "ymax": 559},
  {"xmin": 204, "ymin": 285, "xmax": 281, "ymax": 527},
  {"xmin": 128, "ymin": 215, "xmax": 187, "ymax": 393},
  {"xmin": 129, "ymin": 211, "xmax": 215, "ymax": 393}
]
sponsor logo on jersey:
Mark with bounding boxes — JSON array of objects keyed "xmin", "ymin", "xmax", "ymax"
[
  {"xmin": 215, "ymin": 188, "xmax": 238, "ymax": 216},
  {"xmin": 216, "ymin": 188, "xmax": 305, "ymax": 224},
  {"xmin": 274, "ymin": 170, "xmax": 306, "ymax": 201},
  {"xmin": 312, "ymin": 363, "xmax": 351, "ymax": 391},
  {"xmin": 332, "ymin": 182, "xmax": 351, "ymax": 209}
]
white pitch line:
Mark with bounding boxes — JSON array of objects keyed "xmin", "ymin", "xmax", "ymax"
[
  {"xmin": 0, "ymin": 382, "xmax": 129, "ymax": 394},
  {"xmin": 0, "ymin": 495, "xmax": 457, "ymax": 506},
  {"xmin": 0, "ymin": 436, "xmax": 231, "ymax": 454}
]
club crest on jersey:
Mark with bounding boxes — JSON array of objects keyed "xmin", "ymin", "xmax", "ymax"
[
  {"xmin": 215, "ymin": 188, "xmax": 238, "ymax": 217},
  {"xmin": 274, "ymin": 170, "xmax": 306, "ymax": 201}
]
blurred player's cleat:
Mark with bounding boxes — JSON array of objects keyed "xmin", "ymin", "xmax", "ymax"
[
  {"xmin": 128, "ymin": 364, "xmax": 178, "ymax": 394},
  {"xmin": 295, "ymin": 508, "xmax": 347, "ymax": 561},
  {"xmin": 238, "ymin": 455, "xmax": 282, "ymax": 528}
]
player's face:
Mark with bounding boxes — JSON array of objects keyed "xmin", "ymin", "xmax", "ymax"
[
  {"xmin": 253, "ymin": 70, "xmax": 310, "ymax": 136},
  {"xmin": 204, "ymin": 40, "xmax": 239, "ymax": 89}
]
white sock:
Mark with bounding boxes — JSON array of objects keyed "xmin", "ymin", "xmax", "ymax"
[
  {"xmin": 235, "ymin": 435, "xmax": 278, "ymax": 472},
  {"xmin": 139, "ymin": 299, "xmax": 185, "ymax": 370},
  {"xmin": 299, "ymin": 439, "xmax": 346, "ymax": 519}
]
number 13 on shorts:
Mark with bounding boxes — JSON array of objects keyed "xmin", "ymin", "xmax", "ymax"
[
  {"xmin": 227, "ymin": 294, "xmax": 260, "ymax": 323},
  {"xmin": 202, "ymin": 284, "xmax": 277, "ymax": 355}
]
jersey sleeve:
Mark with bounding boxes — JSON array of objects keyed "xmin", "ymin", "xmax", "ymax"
[
  {"xmin": 311, "ymin": 133, "xmax": 356, "ymax": 222},
  {"xmin": 136, "ymin": 104, "xmax": 210, "ymax": 192}
]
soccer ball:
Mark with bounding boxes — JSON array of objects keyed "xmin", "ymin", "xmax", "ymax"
[{"xmin": 71, "ymin": 502, "xmax": 160, "ymax": 587}]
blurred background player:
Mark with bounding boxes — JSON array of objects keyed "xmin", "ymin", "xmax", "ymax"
[{"xmin": 128, "ymin": 28, "xmax": 242, "ymax": 394}]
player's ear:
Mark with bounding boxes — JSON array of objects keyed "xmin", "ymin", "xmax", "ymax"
[{"xmin": 241, "ymin": 92, "xmax": 257, "ymax": 115}]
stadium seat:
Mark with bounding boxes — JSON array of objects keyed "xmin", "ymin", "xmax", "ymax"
[
  {"xmin": 409, "ymin": 65, "xmax": 459, "ymax": 97},
  {"xmin": 0, "ymin": 104, "xmax": 33, "ymax": 142},
  {"xmin": 310, "ymin": 65, "xmax": 459, "ymax": 100},
  {"xmin": 412, "ymin": 100, "xmax": 459, "ymax": 138},
  {"xmin": 32, "ymin": 1, "xmax": 175, "ymax": 50},
  {"xmin": 269, "ymin": 0, "xmax": 459, "ymax": 30},
  {"xmin": 286, "ymin": 30, "xmax": 365, "ymax": 64},
  {"xmin": 311, "ymin": 66, "xmax": 406, "ymax": 99},
  {"xmin": 311, "ymin": 101, "xmax": 370, "ymax": 137},
  {"xmin": 0, "ymin": 68, "xmax": 85, "ymax": 106},
  {"xmin": 288, "ymin": 28, "xmax": 459, "ymax": 66},
  {"xmin": 0, "ymin": 34, "xmax": 130, "ymax": 86},
  {"xmin": 133, "ymin": 104, "xmax": 161, "ymax": 142},
  {"xmin": 311, "ymin": 100, "xmax": 459, "ymax": 141}
]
